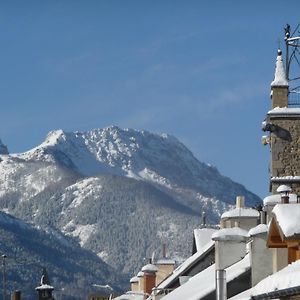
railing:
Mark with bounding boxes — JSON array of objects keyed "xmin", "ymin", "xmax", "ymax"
[{"xmin": 288, "ymin": 91, "xmax": 300, "ymax": 107}]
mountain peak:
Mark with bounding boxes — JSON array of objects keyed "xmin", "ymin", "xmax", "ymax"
[{"xmin": 18, "ymin": 126, "xmax": 260, "ymax": 206}]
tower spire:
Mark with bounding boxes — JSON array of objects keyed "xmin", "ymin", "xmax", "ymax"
[
  {"xmin": 271, "ymin": 49, "xmax": 288, "ymax": 87},
  {"xmin": 270, "ymin": 49, "xmax": 289, "ymax": 108}
]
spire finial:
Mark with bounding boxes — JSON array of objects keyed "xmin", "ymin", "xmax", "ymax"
[
  {"xmin": 277, "ymin": 48, "xmax": 282, "ymax": 56},
  {"xmin": 271, "ymin": 48, "xmax": 288, "ymax": 87}
]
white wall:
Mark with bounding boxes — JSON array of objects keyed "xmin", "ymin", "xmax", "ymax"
[
  {"xmin": 215, "ymin": 240, "xmax": 247, "ymax": 270},
  {"xmin": 250, "ymin": 233, "xmax": 273, "ymax": 286}
]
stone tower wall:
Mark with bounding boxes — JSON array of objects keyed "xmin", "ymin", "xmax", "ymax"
[
  {"xmin": 271, "ymin": 87, "xmax": 288, "ymax": 108},
  {"xmin": 269, "ymin": 115, "xmax": 300, "ymax": 194}
]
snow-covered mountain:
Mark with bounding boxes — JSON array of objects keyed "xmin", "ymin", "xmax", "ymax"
[
  {"xmin": 0, "ymin": 126, "xmax": 261, "ymax": 284},
  {"xmin": 0, "ymin": 210, "xmax": 127, "ymax": 299},
  {"xmin": 20, "ymin": 126, "xmax": 259, "ymax": 205}
]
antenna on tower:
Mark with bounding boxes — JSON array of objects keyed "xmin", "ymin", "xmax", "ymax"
[{"xmin": 283, "ymin": 23, "xmax": 300, "ymax": 105}]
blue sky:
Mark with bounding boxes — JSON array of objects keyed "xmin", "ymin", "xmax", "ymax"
[{"xmin": 0, "ymin": 1, "xmax": 299, "ymax": 199}]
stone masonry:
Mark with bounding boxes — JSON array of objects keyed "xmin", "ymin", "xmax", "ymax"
[{"xmin": 268, "ymin": 114, "xmax": 300, "ymax": 194}]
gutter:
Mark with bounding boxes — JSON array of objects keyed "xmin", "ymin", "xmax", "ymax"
[{"xmin": 251, "ymin": 285, "xmax": 300, "ymax": 299}]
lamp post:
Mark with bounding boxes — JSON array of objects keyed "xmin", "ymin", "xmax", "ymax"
[{"xmin": 2, "ymin": 254, "xmax": 6, "ymax": 300}]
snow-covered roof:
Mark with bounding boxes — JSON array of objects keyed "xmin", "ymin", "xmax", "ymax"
[
  {"xmin": 130, "ymin": 276, "xmax": 139, "ymax": 283},
  {"xmin": 271, "ymin": 50, "xmax": 288, "ymax": 87},
  {"xmin": 276, "ymin": 184, "xmax": 292, "ymax": 193},
  {"xmin": 221, "ymin": 208, "xmax": 259, "ymax": 219},
  {"xmin": 137, "ymin": 271, "xmax": 144, "ymax": 277},
  {"xmin": 141, "ymin": 264, "xmax": 158, "ymax": 273},
  {"xmin": 35, "ymin": 284, "xmax": 54, "ymax": 291},
  {"xmin": 156, "ymin": 240, "xmax": 214, "ymax": 290},
  {"xmin": 193, "ymin": 228, "xmax": 217, "ymax": 253},
  {"xmin": 272, "ymin": 176, "xmax": 300, "ymax": 182},
  {"xmin": 268, "ymin": 107, "xmax": 300, "ymax": 116},
  {"xmin": 212, "ymin": 227, "xmax": 249, "ymax": 242},
  {"xmin": 156, "ymin": 258, "xmax": 175, "ymax": 265},
  {"xmin": 161, "ymin": 254, "xmax": 250, "ymax": 300},
  {"xmin": 229, "ymin": 259, "xmax": 300, "ymax": 300},
  {"xmin": 248, "ymin": 224, "xmax": 268, "ymax": 237},
  {"xmin": 273, "ymin": 204, "xmax": 300, "ymax": 237},
  {"xmin": 263, "ymin": 193, "xmax": 297, "ymax": 205},
  {"xmin": 113, "ymin": 291, "xmax": 145, "ymax": 300}
]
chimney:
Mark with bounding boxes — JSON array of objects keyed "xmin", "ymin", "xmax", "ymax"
[
  {"xmin": 137, "ymin": 271, "xmax": 144, "ymax": 292},
  {"xmin": 141, "ymin": 264, "xmax": 158, "ymax": 299},
  {"xmin": 155, "ymin": 255, "xmax": 175, "ymax": 286},
  {"xmin": 130, "ymin": 276, "xmax": 139, "ymax": 292},
  {"xmin": 216, "ymin": 269, "xmax": 227, "ymax": 300},
  {"xmin": 154, "ymin": 244, "xmax": 175, "ymax": 285},
  {"xmin": 236, "ymin": 196, "xmax": 245, "ymax": 208},
  {"xmin": 260, "ymin": 210, "xmax": 266, "ymax": 224},
  {"xmin": 212, "ymin": 227, "xmax": 248, "ymax": 270},
  {"xmin": 277, "ymin": 185, "xmax": 292, "ymax": 204}
]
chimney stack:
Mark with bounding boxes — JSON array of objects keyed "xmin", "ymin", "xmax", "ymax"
[
  {"xmin": 216, "ymin": 269, "xmax": 227, "ymax": 300},
  {"xmin": 141, "ymin": 264, "xmax": 158, "ymax": 299},
  {"xmin": 137, "ymin": 271, "xmax": 144, "ymax": 292},
  {"xmin": 236, "ymin": 196, "xmax": 245, "ymax": 208},
  {"xmin": 130, "ymin": 276, "xmax": 139, "ymax": 292},
  {"xmin": 277, "ymin": 185, "xmax": 292, "ymax": 204}
]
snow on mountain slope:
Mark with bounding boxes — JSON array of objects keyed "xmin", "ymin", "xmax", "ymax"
[
  {"xmin": 0, "ymin": 210, "xmax": 127, "ymax": 299},
  {"xmin": 38, "ymin": 174, "xmax": 203, "ymax": 273},
  {"xmin": 0, "ymin": 155, "xmax": 78, "ymax": 206},
  {"xmin": 0, "ymin": 126, "xmax": 261, "ymax": 278},
  {"xmin": 21, "ymin": 126, "xmax": 216, "ymax": 182},
  {"xmin": 19, "ymin": 126, "xmax": 260, "ymax": 206}
]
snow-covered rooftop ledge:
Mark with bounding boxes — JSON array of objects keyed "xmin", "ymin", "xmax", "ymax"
[
  {"xmin": 263, "ymin": 193, "xmax": 297, "ymax": 205},
  {"xmin": 156, "ymin": 258, "xmax": 175, "ymax": 265},
  {"xmin": 248, "ymin": 224, "xmax": 268, "ymax": 237},
  {"xmin": 268, "ymin": 107, "xmax": 300, "ymax": 116},
  {"xmin": 221, "ymin": 207, "xmax": 259, "ymax": 219},
  {"xmin": 271, "ymin": 176, "xmax": 300, "ymax": 183},
  {"xmin": 212, "ymin": 227, "xmax": 248, "ymax": 242}
]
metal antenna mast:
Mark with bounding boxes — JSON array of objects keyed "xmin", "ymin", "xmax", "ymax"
[{"xmin": 284, "ymin": 24, "xmax": 300, "ymax": 96}]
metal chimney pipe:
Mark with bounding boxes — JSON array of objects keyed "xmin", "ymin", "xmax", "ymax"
[
  {"xmin": 236, "ymin": 196, "xmax": 245, "ymax": 208},
  {"xmin": 216, "ymin": 269, "xmax": 227, "ymax": 300},
  {"xmin": 260, "ymin": 210, "xmax": 266, "ymax": 224},
  {"xmin": 162, "ymin": 244, "xmax": 166, "ymax": 258}
]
